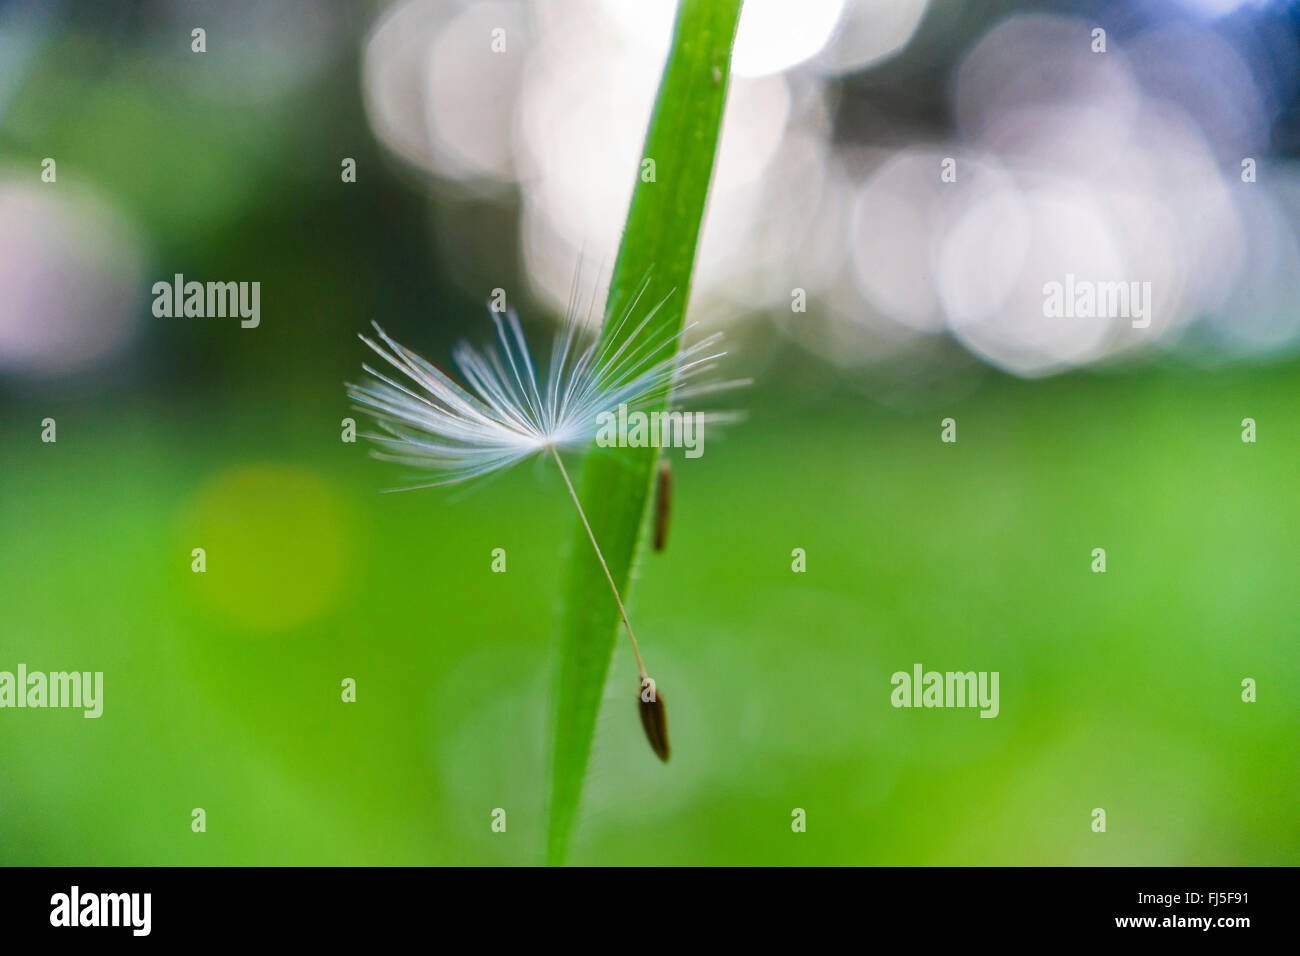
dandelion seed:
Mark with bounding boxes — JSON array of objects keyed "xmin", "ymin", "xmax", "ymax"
[
  {"xmin": 638, "ymin": 679, "xmax": 670, "ymax": 762},
  {"xmin": 653, "ymin": 457, "xmax": 673, "ymax": 552},
  {"xmin": 346, "ymin": 275, "xmax": 745, "ymax": 761}
]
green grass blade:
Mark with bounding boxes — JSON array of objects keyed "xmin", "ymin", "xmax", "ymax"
[{"xmin": 545, "ymin": 0, "xmax": 743, "ymax": 865}]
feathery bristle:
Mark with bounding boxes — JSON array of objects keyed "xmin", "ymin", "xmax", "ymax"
[{"xmin": 345, "ymin": 277, "xmax": 745, "ymax": 490}]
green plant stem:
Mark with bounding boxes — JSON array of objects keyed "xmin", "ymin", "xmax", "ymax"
[{"xmin": 545, "ymin": 0, "xmax": 742, "ymax": 866}]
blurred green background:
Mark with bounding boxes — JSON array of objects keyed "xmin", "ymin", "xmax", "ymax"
[{"xmin": 1, "ymin": 0, "xmax": 1297, "ymax": 865}]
